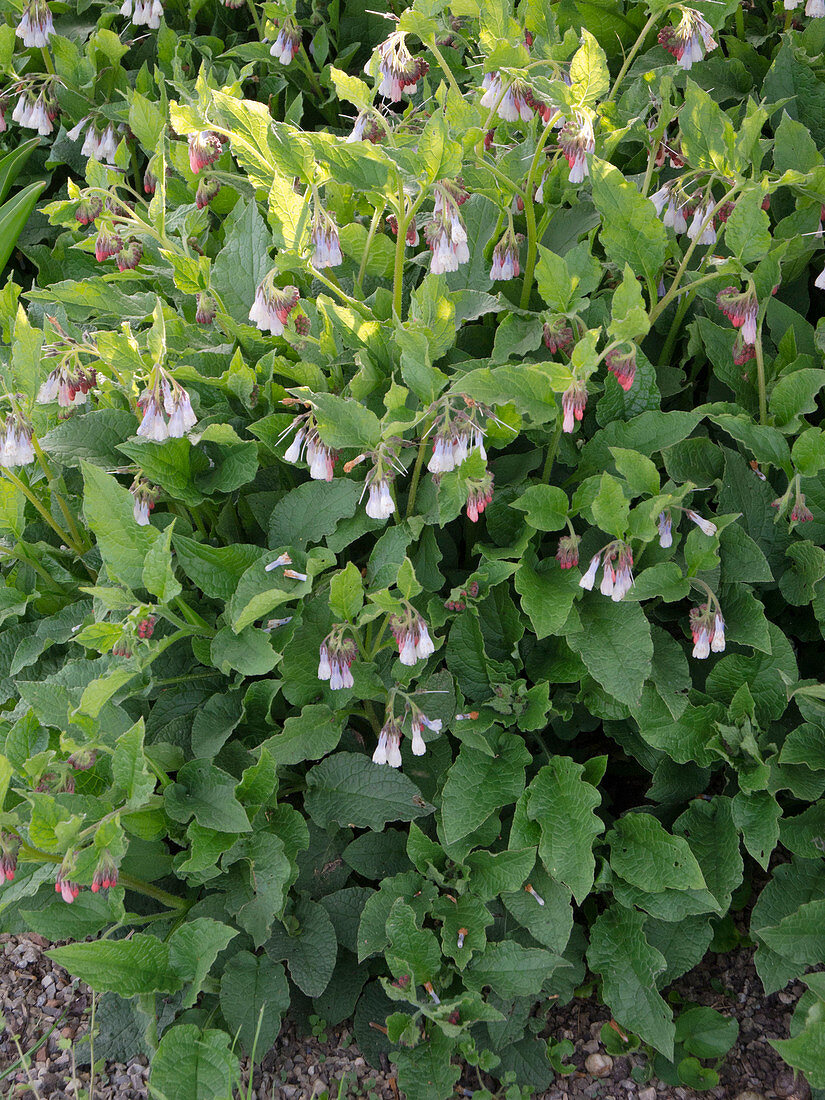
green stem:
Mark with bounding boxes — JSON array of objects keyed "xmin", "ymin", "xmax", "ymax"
[
  {"xmin": 392, "ymin": 184, "xmax": 408, "ymax": 319},
  {"xmin": 298, "ymin": 45, "xmax": 324, "ymax": 99},
  {"xmin": 541, "ymin": 421, "xmax": 563, "ymax": 483},
  {"xmin": 735, "ymin": 3, "xmax": 745, "ymax": 39},
  {"xmin": 40, "ymin": 47, "xmax": 55, "ymax": 74},
  {"xmin": 426, "ymin": 37, "xmax": 462, "ymax": 98},
  {"xmin": 17, "ymin": 844, "xmax": 188, "ymax": 909},
  {"xmin": 520, "ymin": 116, "xmax": 559, "ymax": 310},
  {"xmin": 754, "ymin": 314, "xmax": 768, "ymax": 425},
  {"xmin": 657, "ymin": 290, "xmax": 693, "ymax": 368},
  {"xmin": 405, "ymin": 434, "xmax": 429, "ymax": 518},
  {"xmin": 0, "ymin": 544, "xmax": 66, "ymax": 593},
  {"xmin": 355, "ymin": 204, "xmax": 385, "ymax": 295},
  {"xmin": 606, "ymin": 9, "xmax": 665, "ymax": 104},
  {"xmin": 314, "ymin": 268, "xmax": 372, "ymax": 318},
  {"xmin": 0, "ymin": 467, "xmax": 85, "ymax": 555},
  {"xmin": 31, "ymin": 436, "xmax": 89, "ymax": 552},
  {"xmin": 173, "ymin": 595, "xmax": 214, "ymax": 634},
  {"xmin": 471, "ymin": 155, "xmax": 527, "ymax": 203},
  {"xmin": 246, "ymin": 0, "xmax": 264, "ymax": 37}
]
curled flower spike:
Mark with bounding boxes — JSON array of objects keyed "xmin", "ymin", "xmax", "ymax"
[
  {"xmin": 685, "ymin": 509, "xmax": 717, "ymax": 537},
  {"xmin": 196, "ymin": 176, "xmax": 221, "ymax": 210},
  {"xmin": 75, "ymin": 196, "xmax": 102, "ymax": 226},
  {"xmin": 689, "ymin": 602, "xmax": 725, "ymax": 659},
  {"xmin": 143, "ymin": 168, "xmax": 157, "ymax": 194},
  {"xmin": 38, "ymin": 363, "xmax": 97, "ymax": 407},
  {"xmin": 733, "ymin": 334, "xmax": 755, "ymax": 366},
  {"xmin": 91, "ymin": 851, "xmax": 118, "ymax": 893},
  {"xmin": 561, "ymin": 381, "xmax": 587, "ymax": 433},
  {"xmin": 606, "ymin": 347, "xmax": 637, "ymax": 392},
  {"xmin": 658, "ymin": 7, "xmax": 717, "ymax": 69},
  {"xmin": 390, "ymin": 612, "xmax": 435, "ymax": 666},
  {"xmin": 687, "ymin": 202, "xmax": 716, "ymax": 245},
  {"xmin": 556, "ymin": 535, "xmax": 580, "ymax": 570},
  {"xmin": 543, "ymin": 319, "xmax": 574, "ymax": 354},
  {"xmin": 717, "ymin": 286, "xmax": 758, "ymax": 344},
  {"xmin": 249, "ymin": 274, "xmax": 300, "ymax": 336},
  {"xmin": 657, "ymin": 510, "xmax": 673, "ymax": 548},
  {"xmin": 137, "ymin": 376, "xmax": 196, "ymax": 441},
  {"xmin": 116, "ymin": 239, "xmax": 143, "ymax": 272},
  {"xmin": 270, "ymin": 17, "xmax": 301, "ymax": 64},
  {"xmin": 17, "ymin": 0, "xmax": 54, "ymax": 46},
  {"xmin": 367, "ymin": 31, "xmax": 429, "ymax": 102},
  {"xmin": 559, "ymin": 111, "xmax": 595, "ymax": 184},
  {"xmin": 188, "ymin": 131, "xmax": 223, "ymax": 174},
  {"xmin": 95, "ymin": 225, "xmax": 122, "ymax": 263},
  {"xmin": 195, "ymin": 292, "xmax": 216, "ymax": 325},
  {"xmin": 130, "ymin": 479, "xmax": 157, "ymax": 526},
  {"xmin": 0, "ymin": 835, "xmax": 18, "ymax": 884},
  {"xmin": 137, "ymin": 616, "xmax": 155, "ymax": 639},
  {"xmin": 310, "ymin": 215, "xmax": 343, "ymax": 269},
  {"xmin": 480, "ymin": 73, "xmax": 534, "ymax": 123},
  {"xmin": 490, "ymin": 229, "xmax": 520, "ymax": 282},
  {"xmin": 318, "ymin": 632, "xmax": 357, "ymax": 690},
  {"xmin": 466, "ymin": 471, "xmax": 494, "ymax": 523},
  {"xmin": 373, "ymin": 717, "xmax": 402, "ymax": 768},
  {"xmin": 387, "ymin": 214, "xmax": 420, "ymax": 246},
  {"xmin": 347, "ymin": 110, "xmax": 385, "ymax": 145},
  {"xmin": 0, "ymin": 414, "xmax": 35, "ymax": 468},
  {"xmin": 791, "ymin": 494, "xmax": 814, "ymax": 523},
  {"xmin": 525, "ymin": 883, "xmax": 545, "ymax": 906}
]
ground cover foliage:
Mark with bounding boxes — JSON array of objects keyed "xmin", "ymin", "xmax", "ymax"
[{"xmin": 1, "ymin": 0, "xmax": 825, "ymax": 1094}]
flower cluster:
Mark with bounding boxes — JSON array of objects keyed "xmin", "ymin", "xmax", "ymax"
[
  {"xmin": 426, "ymin": 184, "xmax": 470, "ymax": 274},
  {"xmin": 37, "ymin": 363, "xmax": 97, "ymax": 407},
  {"xmin": 188, "ymin": 130, "xmax": 223, "ymax": 174},
  {"xmin": 390, "ymin": 611, "xmax": 435, "ymax": 666},
  {"xmin": 270, "ymin": 18, "xmax": 301, "ymax": 65},
  {"xmin": 490, "ymin": 228, "xmax": 520, "ymax": 281},
  {"xmin": 17, "ymin": 0, "xmax": 54, "ymax": 48},
  {"xmin": 131, "ymin": 479, "xmax": 157, "ymax": 526},
  {"xmin": 249, "ymin": 275, "xmax": 300, "ymax": 336},
  {"xmin": 280, "ymin": 410, "xmax": 337, "ymax": 481},
  {"xmin": 0, "ymin": 415, "xmax": 35, "ymax": 468},
  {"xmin": 558, "ymin": 112, "xmax": 595, "ymax": 184},
  {"xmin": 579, "ymin": 542, "xmax": 634, "ymax": 601},
  {"xmin": 606, "ymin": 347, "xmax": 637, "ymax": 392},
  {"xmin": 318, "ymin": 631, "xmax": 358, "ymax": 690},
  {"xmin": 55, "ymin": 866, "xmax": 80, "ymax": 905},
  {"xmin": 717, "ymin": 286, "xmax": 758, "ymax": 346},
  {"xmin": 12, "ymin": 88, "xmax": 57, "ymax": 135},
  {"xmin": 0, "ymin": 836, "xmax": 17, "ymax": 884},
  {"xmin": 427, "ymin": 414, "xmax": 486, "ymax": 476},
  {"xmin": 561, "ymin": 381, "xmax": 587, "ymax": 433},
  {"xmin": 480, "ymin": 73, "xmax": 533, "ymax": 123},
  {"xmin": 466, "ymin": 471, "xmax": 494, "ymax": 523},
  {"xmin": 658, "ymin": 7, "xmax": 718, "ymax": 69},
  {"xmin": 367, "ymin": 31, "xmax": 429, "ymax": 101},
  {"xmin": 543, "ymin": 319, "xmax": 574, "ymax": 354},
  {"xmin": 556, "ymin": 535, "xmax": 580, "ymax": 569},
  {"xmin": 120, "ymin": 0, "xmax": 163, "ymax": 27},
  {"xmin": 91, "ymin": 852, "xmax": 118, "ymax": 893},
  {"xmin": 310, "ymin": 214, "xmax": 343, "ymax": 269},
  {"xmin": 689, "ymin": 603, "xmax": 725, "ymax": 658},
  {"xmin": 137, "ymin": 376, "xmax": 197, "ymax": 441}
]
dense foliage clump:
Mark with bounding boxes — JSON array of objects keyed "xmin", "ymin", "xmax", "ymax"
[{"xmin": 2, "ymin": 0, "xmax": 825, "ymax": 1094}]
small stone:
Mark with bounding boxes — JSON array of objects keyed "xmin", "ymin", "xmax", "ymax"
[
  {"xmin": 735, "ymin": 1093, "xmax": 767, "ymax": 1100},
  {"xmin": 582, "ymin": 1038, "xmax": 600, "ymax": 1054},
  {"xmin": 639, "ymin": 1088, "xmax": 657, "ymax": 1100},
  {"xmin": 584, "ymin": 1052, "xmax": 613, "ymax": 1078}
]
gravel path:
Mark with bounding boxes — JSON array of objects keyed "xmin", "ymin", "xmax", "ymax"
[{"xmin": 0, "ymin": 932, "xmax": 811, "ymax": 1099}]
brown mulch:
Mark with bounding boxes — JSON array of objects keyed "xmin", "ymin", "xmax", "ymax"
[{"xmin": 0, "ymin": 933, "xmax": 812, "ymax": 1099}]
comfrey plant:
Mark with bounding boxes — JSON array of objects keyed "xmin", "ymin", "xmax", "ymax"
[{"xmin": 3, "ymin": 0, "xmax": 825, "ymax": 1096}]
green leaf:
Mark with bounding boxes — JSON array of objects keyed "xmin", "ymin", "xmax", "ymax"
[
  {"xmin": 591, "ymin": 472, "xmax": 630, "ymax": 538},
  {"xmin": 569, "ymin": 29, "xmax": 610, "ymax": 105},
  {"xmin": 568, "ymin": 596, "xmax": 653, "ymax": 708},
  {"xmin": 463, "ymin": 848, "xmax": 537, "ymax": 900},
  {"xmin": 678, "ymin": 79, "xmax": 737, "ymax": 176},
  {"xmin": 759, "ymin": 900, "xmax": 825, "ymax": 964},
  {"xmin": 41, "ymin": 410, "xmax": 139, "ymax": 468},
  {"xmin": 608, "ymin": 266, "xmax": 650, "ymax": 343},
  {"xmin": 609, "ymin": 813, "xmax": 707, "ymax": 893},
  {"xmin": 527, "ymin": 756, "xmax": 604, "ymax": 904},
  {"xmin": 391, "ymin": 1030, "xmax": 461, "ymax": 1100},
  {"xmin": 219, "ymin": 950, "xmax": 290, "ymax": 1056},
  {"xmin": 81, "ymin": 462, "xmax": 156, "ymax": 590},
  {"xmin": 269, "ymin": 479, "xmax": 361, "ymax": 547},
  {"xmin": 142, "ymin": 522, "xmax": 181, "ymax": 604},
  {"xmin": 172, "ymin": 535, "xmax": 264, "ymax": 600},
  {"xmin": 48, "ymin": 935, "xmax": 180, "ymax": 997},
  {"xmin": 587, "ymin": 906, "xmax": 675, "ymax": 1058},
  {"xmin": 264, "ymin": 897, "xmax": 337, "ymax": 997},
  {"xmin": 590, "ymin": 159, "xmax": 667, "ymax": 290},
  {"xmin": 264, "ymin": 704, "xmax": 345, "ymax": 766},
  {"xmin": 191, "ymin": 691, "xmax": 245, "ymax": 759},
  {"xmin": 112, "ymin": 720, "xmax": 155, "ymax": 808},
  {"xmin": 465, "ymin": 940, "xmax": 566, "ymax": 999},
  {"xmin": 0, "ymin": 181, "xmax": 47, "ymax": 277},
  {"xmin": 441, "ymin": 738, "xmax": 529, "ymax": 845},
  {"xmin": 329, "ymin": 561, "xmax": 364, "ymax": 621},
  {"xmin": 150, "ymin": 1025, "xmax": 240, "ymax": 1100},
  {"xmin": 168, "ymin": 919, "xmax": 238, "ymax": 1010},
  {"xmin": 305, "ymin": 752, "xmax": 434, "ymax": 831},
  {"xmin": 724, "ymin": 189, "xmax": 771, "ymax": 264},
  {"xmin": 385, "ymin": 899, "xmax": 441, "ymax": 985},
  {"xmin": 514, "ymin": 560, "xmax": 579, "ymax": 640},
  {"xmin": 164, "ymin": 760, "xmax": 251, "ymax": 833},
  {"xmin": 770, "ymin": 1007, "xmax": 825, "ymax": 1088},
  {"xmin": 312, "ymin": 391, "xmax": 382, "ymax": 450},
  {"xmin": 510, "ymin": 485, "xmax": 569, "ymax": 531},
  {"xmin": 212, "ymin": 198, "xmax": 273, "ymax": 322},
  {"xmin": 210, "ymin": 626, "xmax": 278, "ymax": 676}
]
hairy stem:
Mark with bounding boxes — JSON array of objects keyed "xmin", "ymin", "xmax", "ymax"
[{"xmin": 425, "ymin": 37, "xmax": 462, "ymax": 98}]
